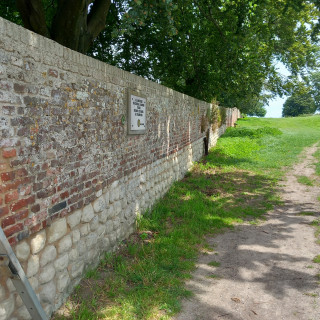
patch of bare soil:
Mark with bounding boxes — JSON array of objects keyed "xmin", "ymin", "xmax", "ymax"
[{"xmin": 175, "ymin": 144, "xmax": 320, "ymax": 320}]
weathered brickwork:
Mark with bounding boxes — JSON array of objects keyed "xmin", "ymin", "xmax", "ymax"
[{"xmin": 0, "ymin": 17, "xmax": 239, "ymax": 319}]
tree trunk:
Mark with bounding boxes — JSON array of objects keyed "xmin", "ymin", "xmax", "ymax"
[
  {"xmin": 16, "ymin": 0, "xmax": 50, "ymax": 38},
  {"xmin": 16, "ymin": 0, "xmax": 111, "ymax": 54}
]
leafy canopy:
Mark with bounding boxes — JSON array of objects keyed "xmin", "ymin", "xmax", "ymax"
[
  {"xmin": 282, "ymin": 83, "xmax": 317, "ymax": 117},
  {"xmin": 90, "ymin": 0, "xmax": 320, "ymax": 113}
]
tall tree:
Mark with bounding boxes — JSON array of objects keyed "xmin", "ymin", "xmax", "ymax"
[
  {"xmin": 90, "ymin": 0, "xmax": 319, "ymax": 112},
  {"xmin": 282, "ymin": 83, "xmax": 317, "ymax": 116},
  {"xmin": 7, "ymin": 0, "xmax": 111, "ymax": 53},
  {"xmin": 309, "ymin": 70, "xmax": 320, "ymax": 109}
]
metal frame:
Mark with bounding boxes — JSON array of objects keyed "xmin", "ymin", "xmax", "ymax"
[{"xmin": 0, "ymin": 227, "xmax": 48, "ymax": 320}]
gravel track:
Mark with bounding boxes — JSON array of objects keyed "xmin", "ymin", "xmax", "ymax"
[{"xmin": 175, "ymin": 144, "xmax": 320, "ymax": 320}]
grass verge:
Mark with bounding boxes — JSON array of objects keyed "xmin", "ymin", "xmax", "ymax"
[
  {"xmin": 53, "ymin": 116, "xmax": 320, "ymax": 320},
  {"xmin": 314, "ymin": 148, "xmax": 320, "ymax": 177},
  {"xmin": 296, "ymin": 175, "xmax": 314, "ymax": 186}
]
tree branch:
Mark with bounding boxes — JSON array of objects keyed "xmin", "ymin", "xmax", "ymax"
[
  {"xmin": 87, "ymin": 0, "xmax": 111, "ymax": 43},
  {"xmin": 51, "ymin": 0, "xmax": 88, "ymax": 51},
  {"xmin": 197, "ymin": 2, "xmax": 226, "ymax": 41},
  {"xmin": 15, "ymin": 0, "xmax": 50, "ymax": 37}
]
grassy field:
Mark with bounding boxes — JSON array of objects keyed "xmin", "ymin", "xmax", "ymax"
[{"xmin": 54, "ymin": 115, "xmax": 320, "ymax": 320}]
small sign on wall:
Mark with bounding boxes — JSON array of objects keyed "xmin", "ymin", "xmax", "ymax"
[{"xmin": 128, "ymin": 89, "xmax": 146, "ymax": 135}]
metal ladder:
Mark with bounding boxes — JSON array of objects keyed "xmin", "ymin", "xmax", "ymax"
[{"xmin": 0, "ymin": 227, "xmax": 48, "ymax": 320}]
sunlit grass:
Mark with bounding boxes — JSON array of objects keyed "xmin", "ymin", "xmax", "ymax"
[
  {"xmin": 296, "ymin": 175, "xmax": 315, "ymax": 186},
  {"xmin": 314, "ymin": 148, "xmax": 320, "ymax": 176},
  {"xmin": 208, "ymin": 261, "xmax": 221, "ymax": 267}
]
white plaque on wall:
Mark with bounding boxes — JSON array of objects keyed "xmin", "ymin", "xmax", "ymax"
[{"xmin": 128, "ymin": 90, "xmax": 146, "ymax": 135}]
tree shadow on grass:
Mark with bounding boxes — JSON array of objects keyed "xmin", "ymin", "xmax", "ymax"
[
  {"xmin": 53, "ymin": 163, "xmax": 284, "ymax": 320},
  {"xmin": 201, "ymin": 147, "xmax": 255, "ymax": 168}
]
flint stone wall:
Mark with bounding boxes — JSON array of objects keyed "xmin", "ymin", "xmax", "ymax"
[{"xmin": 0, "ymin": 17, "xmax": 239, "ymax": 319}]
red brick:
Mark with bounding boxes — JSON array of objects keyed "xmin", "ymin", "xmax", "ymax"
[
  {"xmin": 37, "ymin": 187, "xmax": 56, "ymax": 199},
  {"xmin": 41, "ymin": 163, "xmax": 49, "ymax": 170},
  {"xmin": 10, "ymin": 198, "xmax": 28, "ymax": 212},
  {"xmin": 60, "ymin": 191, "xmax": 69, "ymax": 199},
  {"xmin": 4, "ymin": 223, "xmax": 23, "ymax": 237},
  {"xmin": 8, "ymin": 236, "xmax": 17, "ymax": 246},
  {"xmin": 10, "ymin": 195, "xmax": 35, "ymax": 212},
  {"xmin": 37, "ymin": 172, "xmax": 46, "ymax": 181},
  {"xmin": 14, "ymin": 209, "xmax": 29, "ymax": 221},
  {"xmin": 1, "ymin": 177, "xmax": 31, "ymax": 193},
  {"xmin": 15, "ymin": 168, "xmax": 28, "ymax": 178},
  {"xmin": 11, "ymin": 158, "xmax": 27, "ymax": 167},
  {"xmin": 24, "ymin": 210, "xmax": 46, "ymax": 226},
  {"xmin": 59, "ymin": 208, "xmax": 68, "ymax": 218},
  {"xmin": 1, "ymin": 171, "xmax": 15, "ymax": 182},
  {"xmin": 33, "ymin": 182, "xmax": 43, "ymax": 192},
  {"xmin": 19, "ymin": 184, "xmax": 32, "ymax": 196},
  {"xmin": 95, "ymin": 184, "xmax": 102, "ymax": 192},
  {"xmin": 5, "ymin": 190, "xmax": 19, "ymax": 204},
  {"xmin": 1, "ymin": 215, "xmax": 15, "ymax": 228},
  {"xmin": 31, "ymin": 204, "xmax": 40, "ymax": 213},
  {"xmin": 51, "ymin": 194, "xmax": 60, "ymax": 204},
  {"xmin": 30, "ymin": 223, "xmax": 42, "ymax": 234},
  {"xmin": 0, "ymin": 206, "xmax": 9, "ymax": 218},
  {"xmin": 2, "ymin": 149, "xmax": 16, "ymax": 158}
]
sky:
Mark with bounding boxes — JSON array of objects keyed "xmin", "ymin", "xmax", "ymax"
[
  {"xmin": 264, "ymin": 62, "xmax": 291, "ymax": 118},
  {"xmin": 265, "ymin": 96, "xmax": 287, "ymax": 118}
]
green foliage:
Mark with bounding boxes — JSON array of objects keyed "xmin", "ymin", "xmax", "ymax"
[
  {"xmin": 314, "ymin": 148, "xmax": 320, "ymax": 176},
  {"xmin": 282, "ymin": 95, "xmax": 316, "ymax": 117},
  {"xmin": 309, "ymin": 70, "xmax": 320, "ymax": 110},
  {"xmin": 297, "ymin": 211, "xmax": 315, "ymax": 216},
  {"xmin": 282, "ymin": 83, "xmax": 317, "ymax": 117},
  {"xmin": 239, "ymin": 96, "xmax": 267, "ymax": 117},
  {"xmin": 219, "ymin": 107, "xmax": 227, "ymax": 127},
  {"xmin": 89, "ymin": 1, "xmax": 320, "ymax": 112},
  {"xmin": 296, "ymin": 175, "xmax": 315, "ymax": 186},
  {"xmin": 0, "ymin": 0, "xmax": 22, "ymax": 25},
  {"xmin": 208, "ymin": 261, "xmax": 221, "ymax": 267},
  {"xmin": 223, "ymin": 127, "xmax": 282, "ymax": 139},
  {"xmin": 313, "ymin": 255, "xmax": 320, "ymax": 263}
]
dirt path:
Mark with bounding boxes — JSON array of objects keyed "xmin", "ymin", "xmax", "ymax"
[{"xmin": 175, "ymin": 144, "xmax": 320, "ymax": 320}]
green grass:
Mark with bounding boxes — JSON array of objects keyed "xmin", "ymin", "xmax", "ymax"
[
  {"xmin": 53, "ymin": 115, "xmax": 320, "ymax": 320},
  {"xmin": 208, "ymin": 261, "xmax": 221, "ymax": 267},
  {"xmin": 311, "ymin": 218, "xmax": 320, "ymax": 245},
  {"xmin": 312, "ymin": 255, "xmax": 320, "ymax": 263},
  {"xmin": 207, "ymin": 274, "xmax": 221, "ymax": 279},
  {"xmin": 303, "ymin": 292, "xmax": 319, "ymax": 297},
  {"xmin": 314, "ymin": 148, "xmax": 320, "ymax": 176},
  {"xmin": 296, "ymin": 175, "xmax": 314, "ymax": 186},
  {"xmin": 297, "ymin": 212, "xmax": 315, "ymax": 216}
]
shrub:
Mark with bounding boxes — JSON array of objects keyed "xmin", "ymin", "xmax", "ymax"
[{"xmin": 223, "ymin": 127, "xmax": 282, "ymax": 138}]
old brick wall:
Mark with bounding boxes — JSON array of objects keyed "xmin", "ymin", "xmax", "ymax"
[{"xmin": 0, "ymin": 17, "xmax": 239, "ymax": 319}]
